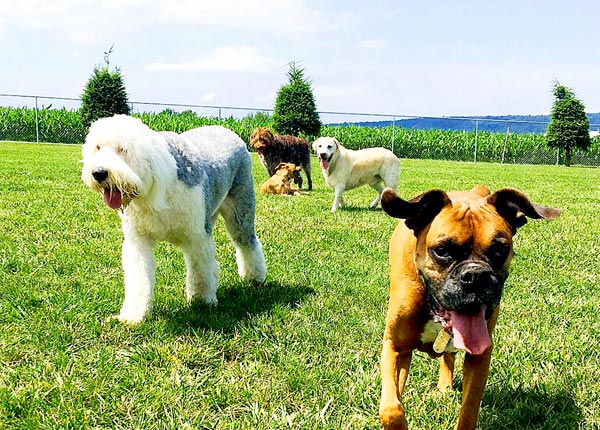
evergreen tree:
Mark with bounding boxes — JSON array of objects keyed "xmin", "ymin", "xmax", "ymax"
[
  {"xmin": 546, "ymin": 80, "xmax": 591, "ymax": 167},
  {"xmin": 80, "ymin": 46, "xmax": 131, "ymax": 129},
  {"xmin": 273, "ymin": 62, "xmax": 321, "ymax": 137}
]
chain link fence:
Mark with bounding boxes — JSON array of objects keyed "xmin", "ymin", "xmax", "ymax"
[{"xmin": 1, "ymin": 93, "xmax": 599, "ymax": 166}]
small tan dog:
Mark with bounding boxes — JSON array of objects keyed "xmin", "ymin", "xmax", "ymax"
[{"xmin": 260, "ymin": 162, "xmax": 301, "ymax": 195}]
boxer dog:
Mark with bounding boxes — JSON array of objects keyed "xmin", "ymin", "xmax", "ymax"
[{"xmin": 378, "ymin": 185, "xmax": 560, "ymax": 430}]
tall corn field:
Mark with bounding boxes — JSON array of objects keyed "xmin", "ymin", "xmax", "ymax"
[{"xmin": 1, "ymin": 105, "xmax": 598, "ymax": 165}]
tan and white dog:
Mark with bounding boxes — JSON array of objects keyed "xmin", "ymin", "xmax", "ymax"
[
  {"xmin": 312, "ymin": 137, "xmax": 400, "ymax": 212},
  {"xmin": 379, "ymin": 185, "xmax": 560, "ymax": 429}
]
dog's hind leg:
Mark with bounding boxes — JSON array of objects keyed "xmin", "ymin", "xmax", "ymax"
[
  {"xmin": 117, "ymin": 236, "xmax": 156, "ymax": 324},
  {"xmin": 369, "ymin": 182, "xmax": 384, "ymax": 208},
  {"xmin": 383, "ymin": 161, "xmax": 400, "ymax": 191},
  {"xmin": 219, "ymin": 196, "xmax": 266, "ymax": 284},
  {"xmin": 181, "ymin": 235, "xmax": 219, "ymax": 306},
  {"xmin": 304, "ymin": 161, "xmax": 313, "ymax": 191}
]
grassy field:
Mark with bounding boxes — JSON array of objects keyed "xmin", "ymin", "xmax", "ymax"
[{"xmin": 0, "ymin": 141, "xmax": 599, "ymax": 429}]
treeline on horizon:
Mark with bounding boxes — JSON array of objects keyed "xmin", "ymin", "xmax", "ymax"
[
  {"xmin": 342, "ymin": 113, "xmax": 600, "ymax": 134},
  {"xmin": 1, "ymin": 105, "xmax": 599, "ymax": 165}
]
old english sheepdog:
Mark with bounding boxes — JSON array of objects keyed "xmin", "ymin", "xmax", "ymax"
[{"xmin": 81, "ymin": 115, "xmax": 267, "ymax": 324}]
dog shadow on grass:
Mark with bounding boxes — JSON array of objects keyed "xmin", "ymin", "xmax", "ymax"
[
  {"xmin": 336, "ymin": 206, "xmax": 383, "ymax": 214},
  {"xmin": 157, "ymin": 281, "xmax": 314, "ymax": 334},
  {"xmin": 479, "ymin": 385, "xmax": 581, "ymax": 429}
]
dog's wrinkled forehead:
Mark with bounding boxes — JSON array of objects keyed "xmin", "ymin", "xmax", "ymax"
[{"xmin": 426, "ymin": 197, "xmax": 514, "ymax": 249}]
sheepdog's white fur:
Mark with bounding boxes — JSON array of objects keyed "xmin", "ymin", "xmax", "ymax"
[
  {"xmin": 313, "ymin": 137, "xmax": 400, "ymax": 212},
  {"xmin": 82, "ymin": 115, "xmax": 266, "ymax": 324}
]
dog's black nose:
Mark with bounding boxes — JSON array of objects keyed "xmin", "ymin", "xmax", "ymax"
[
  {"xmin": 92, "ymin": 169, "xmax": 109, "ymax": 182},
  {"xmin": 460, "ymin": 267, "xmax": 497, "ymax": 292}
]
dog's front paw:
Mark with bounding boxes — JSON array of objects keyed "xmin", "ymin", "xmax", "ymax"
[
  {"xmin": 105, "ymin": 312, "xmax": 146, "ymax": 325},
  {"xmin": 188, "ymin": 293, "xmax": 218, "ymax": 307},
  {"xmin": 379, "ymin": 402, "xmax": 408, "ymax": 430}
]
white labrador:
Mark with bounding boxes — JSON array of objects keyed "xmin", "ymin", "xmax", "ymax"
[{"xmin": 313, "ymin": 137, "xmax": 400, "ymax": 212}]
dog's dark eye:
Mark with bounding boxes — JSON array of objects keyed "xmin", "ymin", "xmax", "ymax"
[
  {"xmin": 488, "ymin": 238, "xmax": 511, "ymax": 264},
  {"xmin": 430, "ymin": 245, "xmax": 452, "ymax": 263},
  {"xmin": 430, "ymin": 241, "xmax": 469, "ymax": 265}
]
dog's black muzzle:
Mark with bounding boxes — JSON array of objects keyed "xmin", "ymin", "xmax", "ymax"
[{"xmin": 432, "ymin": 260, "xmax": 503, "ymax": 316}]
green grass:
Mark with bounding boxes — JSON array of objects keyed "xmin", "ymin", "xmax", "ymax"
[{"xmin": 0, "ymin": 141, "xmax": 599, "ymax": 429}]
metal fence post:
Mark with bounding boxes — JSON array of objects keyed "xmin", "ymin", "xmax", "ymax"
[
  {"xmin": 474, "ymin": 119, "xmax": 479, "ymax": 163},
  {"xmin": 501, "ymin": 126, "xmax": 509, "ymax": 164},
  {"xmin": 35, "ymin": 96, "xmax": 39, "ymax": 143},
  {"xmin": 218, "ymin": 107, "xmax": 222, "ymax": 123},
  {"xmin": 391, "ymin": 115, "xmax": 396, "ymax": 155},
  {"xmin": 556, "ymin": 147, "xmax": 560, "ymax": 166}
]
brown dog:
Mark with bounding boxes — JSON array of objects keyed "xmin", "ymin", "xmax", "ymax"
[
  {"xmin": 250, "ymin": 127, "xmax": 312, "ymax": 190},
  {"xmin": 379, "ymin": 185, "xmax": 560, "ymax": 430},
  {"xmin": 260, "ymin": 162, "xmax": 301, "ymax": 195}
]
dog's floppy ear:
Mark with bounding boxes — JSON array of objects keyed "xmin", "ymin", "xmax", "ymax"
[
  {"xmin": 312, "ymin": 140, "xmax": 319, "ymax": 152},
  {"xmin": 333, "ymin": 138, "xmax": 340, "ymax": 149},
  {"xmin": 381, "ymin": 188, "xmax": 451, "ymax": 234},
  {"xmin": 487, "ymin": 188, "xmax": 560, "ymax": 232}
]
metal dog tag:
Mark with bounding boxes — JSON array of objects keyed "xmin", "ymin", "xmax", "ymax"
[{"xmin": 433, "ymin": 329, "xmax": 452, "ymax": 354}]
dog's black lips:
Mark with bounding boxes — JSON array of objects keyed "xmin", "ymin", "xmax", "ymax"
[
  {"xmin": 320, "ymin": 153, "xmax": 333, "ymax": 162},
  {"xmin": 426, "ymin": 287, "xmax": 453, "ymax": 334},
  {"xmin": 421, "ymin": 270, "xmax": 495, "ymax": 335}
]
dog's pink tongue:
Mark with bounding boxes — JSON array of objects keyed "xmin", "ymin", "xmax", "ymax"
[
  {"xmin": 320, "ymin": 159, "xmax": 329, "ymax": 169},
  {"xmin": 450, "ymin": 307, "xmax": 491, "ymax": 355},
  {"xmin": 103, "ymin": 189, "xmax": 122, "ymax": 209}
]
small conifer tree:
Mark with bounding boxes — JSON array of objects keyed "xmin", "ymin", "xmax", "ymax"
[
  {"xmin": 273, "ymin": 62, "xmax": 321, "ymax": 137},
  {"xmin": 546, "ymin": 80, "xmax": 591, "ymax": 167},
  {"xmin": 80, "ymin": 46, "xmax": 131, "ymax": 128}
]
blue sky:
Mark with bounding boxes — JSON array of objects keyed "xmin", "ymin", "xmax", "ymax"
[{"xmin": 1, "ymin": 0, "xmax": 599, "ymax": 118}]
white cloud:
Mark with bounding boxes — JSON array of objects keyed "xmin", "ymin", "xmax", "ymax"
[
  {"xmin": 357, "ymin": 38, "xmax": 388, "ymax": 50},
  {"xmin": 145, "ymin": 45, "xmax": 281, "ymax": 73},
  {"xmin": 0, "ymin": 0, "xmax": 336, "ymax": 45},
  {"xmin": 0, "ymin": 0, "xmax": 146, "ymax": 43},
  {"xmin": 157, "ymin": 0, "xmax": 335, "ymax": 40}
]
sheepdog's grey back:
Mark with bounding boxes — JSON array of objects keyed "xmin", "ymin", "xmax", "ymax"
[
  {"xmin": 160, "ymin": 126, "xmax": 255, "ymax": 230},
  {"xmin": 159, "ymin": 126, "xmax": 251, "ymax": 187}
]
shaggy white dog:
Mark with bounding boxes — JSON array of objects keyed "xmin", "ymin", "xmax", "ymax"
[
  {"xmin": 82, "ymin": 115, "xmax": 266, "ymax": 324},
  {"xmin": 313, "ymin": 137, "xmax": 400, "ymax": 212}
]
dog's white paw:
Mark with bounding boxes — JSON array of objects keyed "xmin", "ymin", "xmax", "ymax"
[
  {"xmin": 188, "ymin": 292, "xmax": 218, "ymax": 307},
  {"xmin": 107, "ymin": 305, "xmax": 150, "ymax": 325},
  {"xmin": 105, "ymin": 312, "xmax": 146, "ymax": 325}
]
